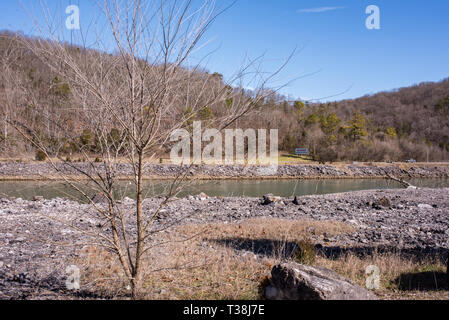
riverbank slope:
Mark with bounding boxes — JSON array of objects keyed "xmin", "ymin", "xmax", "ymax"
[{"xmin": 0, "ymin": 162, "xmax": 448, "ymax": 181}]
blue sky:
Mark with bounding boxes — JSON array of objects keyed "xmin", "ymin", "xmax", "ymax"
[{"xmin": 1, "ymin": 0, "xmax": 449, "ymax": 101}]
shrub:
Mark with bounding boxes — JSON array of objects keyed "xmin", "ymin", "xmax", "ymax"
[
  {"xmin": 35, "ymin": 150, "xmax": 47, "ymax": 161},
  {"xmin": 293, "ymin": 238, "xmax": 316, "ymax": 265},
  {"xmin": 94, "ymin": 157, "xmax": 102, "ymax": 163},
  {"xmin": 80, "ymin": 129, "xmax": 93, "ymax": 146},
  {"xmin": 35, "ymin": 151, "xmax": 47, "ymax": 162},
  {"xmin": 108, "ymin": 128, "xmax": 121, "ymax": 146},
  {"xmin": 281, "ymin": 134, "xmax": 296, "ymax": 154},
  {"xmin": 315, "ymin": 146, "xmax": 338, "ymax": 164},
  {"xmin": 385, "ymin": 127, "xmax": 397, "ymax": 139},
  {"xmin": 198, "ymin": 106, "xmax": 213, "ymax": 121}
]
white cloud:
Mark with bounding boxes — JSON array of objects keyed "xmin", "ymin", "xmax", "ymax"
[{"xmin": 299, "ymin": 6, "xmax": 345, "ymax": 13}]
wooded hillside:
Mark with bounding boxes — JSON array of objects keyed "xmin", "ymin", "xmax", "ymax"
[{"xmin": 1, "ymin": 30, "xmax": 448, "ymax": 162}]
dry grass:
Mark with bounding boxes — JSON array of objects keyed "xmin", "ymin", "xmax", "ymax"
[
  {"xmin": 317, "ymin": 252, "xmax": 449, "ymax": 300},
  {"xmin": 73, "ymin": 218, "xmax": 448, "ymax": 300}
]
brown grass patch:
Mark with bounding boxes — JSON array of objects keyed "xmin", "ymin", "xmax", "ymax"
[
  {"xmin": 316, "ymin": 252, "xmax": 448, "ymax": 300},
  {"xmin": 73, "ymin": 218, "xmax": 448, "ymax": 300}
]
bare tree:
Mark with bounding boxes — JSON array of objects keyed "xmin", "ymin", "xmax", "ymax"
[
  {"xmin": 0, "ymin": 33, "xmax": 25, "ymax": 153},
  {"xmin": 6, "ymin": 0, "xmax": 290, "ymax": 298}
]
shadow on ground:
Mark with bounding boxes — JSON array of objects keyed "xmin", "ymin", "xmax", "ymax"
[
  {"xmin": 209, "ymin": 237, "xmax": 448, "ymax": 261},
  {"xmin": 394, "ymin": 271, "xmax": 448, "ymax": 291},
  {"xmin": 0, "ymin": 271, "xmax": 120, "ymax": 300},
  {"xmin": 208, "ymin": 237, "xmax": 449, "ymax": 291},
  {"xmin": 316, "ymin": 245, "xmax": 449, "ymax": 263},
  {"xmin": 209, "ymin": 238, "xmax": 300, "ymax": 259}
]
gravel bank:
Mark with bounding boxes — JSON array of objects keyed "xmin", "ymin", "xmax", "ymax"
[
  {"xmin": 0, "ymin": 162, "xmax": 448, "ymax": 180},
  {"xmin": 0, "ymin": 187, "xmax": 448, "ymax": 299}
]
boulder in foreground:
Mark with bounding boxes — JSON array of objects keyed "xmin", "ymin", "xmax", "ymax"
[{"xmin": 265, "ymin": 262, "xmax": 378, "ymax": 300}]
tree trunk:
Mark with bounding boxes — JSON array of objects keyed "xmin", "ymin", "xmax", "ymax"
[
  {"xmin": 4, "ymin": 117, "xmax": 8, "ymax": 148},
  {"xmin": 132, "ymin": 151, "xmax": 144, "ymax": 299}
]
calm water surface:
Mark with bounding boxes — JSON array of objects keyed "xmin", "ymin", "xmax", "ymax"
[{"xmin": 0, "ymin": 178, "xmax": 448, "ymax": 202}]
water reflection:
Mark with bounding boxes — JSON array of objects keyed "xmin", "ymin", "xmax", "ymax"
[{"xmin": 0, "ymin": 178, "xmax": 448, "ymax": 202}]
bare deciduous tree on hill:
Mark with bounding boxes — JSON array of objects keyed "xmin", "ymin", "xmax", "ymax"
[{"xmin": 0, "ymin": 34, "xmax": 25, "ymax": 152}]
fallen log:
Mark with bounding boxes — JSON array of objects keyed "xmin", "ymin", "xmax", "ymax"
[{"xmin": 386, "ymin": 173, "xmax": 416, "ymax": 189}]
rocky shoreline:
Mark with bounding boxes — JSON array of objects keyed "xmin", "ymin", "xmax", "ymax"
[
  {"xmin": 0, "ymin": 162, "xmax": 448, "ymax": 180},
  {"xmin": 0, "ymin": 187, "xmax": 448, "ymax": 299}
]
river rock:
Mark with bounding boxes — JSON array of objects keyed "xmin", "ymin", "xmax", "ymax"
[
  {"xmin": 378, "ymin": 197, "xmax": 390, "ymax": 207},
  {"xmin": 10, "ymin": 237, "xmax": 26, "ymax": 244},
  {"xmin": 122, "ymin": 197, "xmax": 134, "ymax": 203},
  {"xmin": 418, "ymin": 204, "xmax": 433, "ymax": 210},
  {"xmin": 370, "ymin": 196, "xmax": 390, "ymax": 210},
  {"xmin": 265, "ymin": 262, "xmax": 378, "ymax": 300},
  {"xmin": 293, "ymin": 196, "xmax": 300, "ymax": 206},
  {"xmin": 262, "ymin": 194, "xmax": 281, "ymax": 205},
  {"xmin": 198, "ymin": 192, "xmax": 208, "ymax": 201}
]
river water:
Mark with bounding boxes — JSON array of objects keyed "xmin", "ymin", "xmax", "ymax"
[{"xmin": 0, "ymin": 178, "xmax": 448, "ymax": 201}]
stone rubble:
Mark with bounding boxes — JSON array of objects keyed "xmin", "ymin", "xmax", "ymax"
[
  {"xmin": 0, "ymin": 187, "xmax": 448, "ymax": 299},
  {"xmin": 0, "ymin": 162, "xmax": 448, "ymax": 179}
]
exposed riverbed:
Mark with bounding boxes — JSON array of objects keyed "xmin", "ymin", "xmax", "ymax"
[
  {"xmin": 0, "ymin": 187, "xmax": 448, "ymax": 299},
  {"xmin": 1, "ymin": 161, "xmax": 448, "ymax": 299}
]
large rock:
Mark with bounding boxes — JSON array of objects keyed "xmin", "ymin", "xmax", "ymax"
[
  {"xmin": 197, "ymin": 192, "xmax": 209, "ymax": 201},
  {"xmin": 369, "ymin": 196, "xmax": 390, "ymax": 210},
  {"xmin": 262, "ymin": 194, "xmax": 281, "ymax": 205},
  {"xmin": 265, "ymin": 262, "xmax": 377, "ymax": 300},
  {"xmin": 417, "ymin": 203, "xmax": 433, "ymax": 210}
]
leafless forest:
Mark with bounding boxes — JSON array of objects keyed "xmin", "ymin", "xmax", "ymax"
[{"xmin": 1, "ymin": 30, "xmax": 448, "ymax": 162}]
